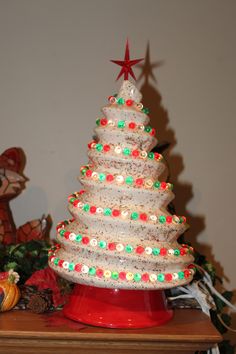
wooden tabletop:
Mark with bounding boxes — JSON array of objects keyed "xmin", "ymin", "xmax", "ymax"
[{"xmin": 0, "ymin": 309, "xmax": 222, "ymax": 354}]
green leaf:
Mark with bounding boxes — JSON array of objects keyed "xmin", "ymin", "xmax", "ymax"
[
  {"xmin": 26, "ymin": 240, "xmax": 41, "ymax": 251},
  {"xmin": 4, "ymin": 261, "xmax": 18, "ymax": 271},
  {"xmin": 221, "ymin": 291, "xmax": 233, "ymax": 303},
  {"xmin": 214, "ymin": 291, "xmax": 233, "ymax": 312},
  {"xmin": 29, "ymin": 249, "xmax": 39, "ymax": 257},
  {"xmin": 13, "ymin": 250, "xmax": 25, "ymax": 259},
  {"xmin": 7, "ymin": 244, "xmax": 21, "ymax": 255},
  {"xmin": 194, "ymin": 253, "xmax": 207, "ymax": 265},
  {"xmin": 214, "ymin": 296, "xmax": 226, "ymax": 312}
]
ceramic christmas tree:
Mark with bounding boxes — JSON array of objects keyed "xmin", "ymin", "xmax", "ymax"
[{"xmin": 49, "ymin": 42, "xmax": 194, "ymax": 328}]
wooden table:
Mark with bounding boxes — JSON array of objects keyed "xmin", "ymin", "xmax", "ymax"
[{"xmin": 0, "ymin": 309, "xmax": 222, "ymax": 354}]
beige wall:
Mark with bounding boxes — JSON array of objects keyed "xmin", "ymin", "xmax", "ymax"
[{"xmin": 0, "ymin": 0, "xmax": 235, "ymax": 290}]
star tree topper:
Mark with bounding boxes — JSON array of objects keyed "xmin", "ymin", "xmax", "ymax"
[{"xmin": 111, "ymin": 40, "xmax": 143, "ymax": 81}]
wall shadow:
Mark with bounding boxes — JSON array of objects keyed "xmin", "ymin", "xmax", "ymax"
[{"xmin": 137, "ymin": 43, "xmax": 229, "ymax": 283}]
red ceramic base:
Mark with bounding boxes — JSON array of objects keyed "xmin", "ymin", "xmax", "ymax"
[{"xmin": 63, "ymin": 284, "xmax": 173, "ymax": 328}]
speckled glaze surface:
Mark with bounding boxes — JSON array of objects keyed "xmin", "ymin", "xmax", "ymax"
[{"xmin": 49, "ymin": 80, "xmax": 194, "ymax": 290}]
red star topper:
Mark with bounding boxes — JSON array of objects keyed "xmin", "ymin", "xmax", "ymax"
[{"xmin": 111, "ymin": 40, "xmax": 143, "ymax": 81}]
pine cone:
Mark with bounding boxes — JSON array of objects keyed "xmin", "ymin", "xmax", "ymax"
[{"xmin": 27, "ymin": 293, "xmax": 51, "ymax": 313}]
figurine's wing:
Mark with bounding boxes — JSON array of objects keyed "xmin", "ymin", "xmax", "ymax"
[{"xmin": 17, "ymin": 215, "xmax": 48, "ymax": 243}]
